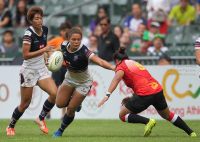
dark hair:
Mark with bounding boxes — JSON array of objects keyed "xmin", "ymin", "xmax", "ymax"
[
  {"xmin": 96, "ymin": 6, "xmax": 108, "ymax": 24},
  {"xmin": 114, "ymin": 26, "xmax": 123, "ymax": 34},
  {"xmin": 67, "ymin": 27, "xmax": 82, "ymax": 39},
  {"xmin": 3, "ymin": 30, "xmax": 13, "ymax": 35},
  {"xmin": 27, "ymin": 6, "xmax": 43, "ymax": 21},
  {"xmin": 139, "ymin": 22, "xmax": 147, "ymax": 29},
  {"xmin": 113, "ymin": 47, "xmax": 129, "ymax": 61},
  {"xmin": 74, "ymin": 24, "xmax": 82, "ymax": 30},
  {"xmin": 60, "ymin": 21, "xmax": 72, "ymax": 30},
  {"xmin": 90, "ymin": 34, "xmax": 98, "ymax": 39},
  {"xmin": 99, "ymin": 16, "xmax": 110, "ymax": 24},
  {"xmin": 159, "ymin": 53, "xmax": 171, "ymax": 62},
  {"xmin": 16, "ymin": 0, "xmax": 29, "ymax": 25}
]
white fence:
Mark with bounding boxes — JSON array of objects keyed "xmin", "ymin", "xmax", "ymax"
[{"xmin": 1, "ymin": 65, "xmax": 200, "ymax": 120}]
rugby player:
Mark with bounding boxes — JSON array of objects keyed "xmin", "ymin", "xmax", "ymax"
[
  {"xmin": 6, "ymin": 7, "xmax": 57, "ymax": 135},
  {"xmin": 98, "ymin": 47, "xmax": 196, "ymax": 137},
  {"xmin": 52, "ymin": 27, "xmax": 115, "ymax": 137}
]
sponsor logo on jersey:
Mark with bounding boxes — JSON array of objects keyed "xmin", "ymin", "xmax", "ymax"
[
  {"xmin": 34, "ymin": 38, "xmax": 39, "ymax": 43},
  {"xmin": 73, "ymin": 54, "xmax": 78, "ymax": 61},
  {"xmin": 43, "ymin": 34, "xmax": 47, "ymax": 40}
]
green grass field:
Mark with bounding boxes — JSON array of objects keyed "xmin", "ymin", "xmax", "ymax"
[{"xmin": 0, "ymin": 119, "xmax": 200, "ymax": 142}]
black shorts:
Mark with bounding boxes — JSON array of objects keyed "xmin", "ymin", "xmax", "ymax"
[
  {"xmin": 125, "ymin": 90, "xmax": 168, "ymax": 114},
  {"xmin": 52, "ymin": 65, "xmax": 67, "ymax": 86}
]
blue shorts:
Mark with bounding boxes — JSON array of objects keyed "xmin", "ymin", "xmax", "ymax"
[{"xmin": 197, "ymin": 0, "xmax": 200, "ymax": 3}]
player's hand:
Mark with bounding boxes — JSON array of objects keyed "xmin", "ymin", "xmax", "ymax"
[
  {"xmin": 44, "ymin": 44, "xmax": 55, "ymax": 52},
  {"xmin": 98, "ymin": 97, "xmax": 109, "ymax": 108},
  {"xmin": 121, "ymin": 96, "xmax": 130, "ymax": 106}
]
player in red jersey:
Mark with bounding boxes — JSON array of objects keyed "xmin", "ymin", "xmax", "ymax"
[{"xmin": 98, "ymin": 47, "xmax": 196, "ymax": 137}]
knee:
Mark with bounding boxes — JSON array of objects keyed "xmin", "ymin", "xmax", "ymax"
[
  {"xmin": 67, "ymin": 107, "xmax": 76, "ymax": 116},
  {"xmin": 56, "ymin": 103, "xmax": 64, "ymax": 108},
  {"xmin": 19, "ymin": 101, "xmax": 30, "ymax": 111}
]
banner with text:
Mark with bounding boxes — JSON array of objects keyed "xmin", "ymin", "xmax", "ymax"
[{"xmin": 0, "ymin": 65, "xmax": 200, "ymax": 119}]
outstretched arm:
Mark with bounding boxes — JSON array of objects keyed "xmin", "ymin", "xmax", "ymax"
[
  {"xmin": 90, "ymin": 55, "xmax": 115, "ymax": 71},
  {"xmin": 98, "ymin": 70, "xmax": 124, "ymax": 107}
]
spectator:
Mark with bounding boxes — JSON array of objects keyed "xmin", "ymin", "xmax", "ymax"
[
  {"xmin": 89, "ymin": 35, "xmax": 98, "ymax": 53},
  {"xmin": 114, "ymin": 25, "xmax": 123, "ymax": 40},
  {"xmin": 146, "ymin": 0, "xmax": 170, "ymax": 34},
  {"xmin": 74, "ymin": 24, "xmax": 89, "ymax": 47},
  {"xmin": 9, "ymin": 0, "xmax": 34, "ymax": 6},
  {"xmin": 146, "ymin": 0, "xmax": 170, "ymax": 20},
  {"xmin": 196, "ymin": 0, "xmax": 200, "ymax": 14},
  {"xmin": 89, "ymin": 6, "xmax": 108, "ymax": 37},
  {"xmin": 168, "ymin": 0, "xmax": 195, "ymax": 26},
  {"xmin": 94, "ymin": 24, "xmax": 102, "ymax": 37},
  {"xmin": 147, "ymin": 35, "xmax": 168, "ymax": 56},
  {"xmin": 129, "ymin": 22, "xmax": 147, "ymax": 52},
  {"xmin": 124, "ymin": 4, "xmax": 147, "ymax": 35},
  {"xmin": 1, "ymin": 30, "xmax": 18, "ymax": 52},
  {"xmin": 98, "ymin": 16, "xmax": 119, "ymax": 62},
  {"xmin": 130, "ymin": 30, "xmax": 152, "ymax": 52},
  {"xmin": 158, "ymin": 53, "xmax": 172, "ymax": 65},
  {"xmin": 14, "ymin": 0, "xmax": 29, "ymax": 27},
  {"xmin": 48, "ymin": 21, "xmax": 72, "ymax": 49},
  {"xmin": 120, "ymin": 32, "xmax": 131, "ymax": 49},
  {"xmin": 150, "ymin": 22, "xmax": 160, "ymax": 36},
  {"xmin": 0, "ymin": 0, "xmax": 12, "ymax": 27}
]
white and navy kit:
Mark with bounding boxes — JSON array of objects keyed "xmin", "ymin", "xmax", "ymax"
[
  {"xmin": 20, "ymin": 26, "xmax": 50, "ymax": 87},
  {"xmin": 60, "ymin": 41, "xmax": 94, "ymax": 96}
]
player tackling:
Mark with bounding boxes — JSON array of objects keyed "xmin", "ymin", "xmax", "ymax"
[{"xmin": 98, "ymin": 47, "xmax": 196, "ymax": 137}]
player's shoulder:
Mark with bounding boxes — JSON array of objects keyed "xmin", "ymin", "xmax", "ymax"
[
  {"xmin": 195, "ymin": 37, "xmax": 200, "ymax": 42},
  {"xmin": 42, "ymin": 26, "xmax": 48, "ymax": 30},
  {"xmin": 61, "ymin": 40, "xmax": 69, "ymax": 46},
  {"xmin": 24, "ymin": 28, "xmax": 32, "ymax": 36}
]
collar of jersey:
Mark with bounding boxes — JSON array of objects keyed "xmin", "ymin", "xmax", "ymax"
[
  {"xmin": 30, "ymin": 26, "xmax": 43, "ymax": 37},
  {"xmin": 66, "ymin": 42, "xmax": 83, "ymax": 53}
]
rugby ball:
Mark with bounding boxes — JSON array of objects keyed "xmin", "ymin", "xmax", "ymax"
[{"xmin": 48, "ymin": 51, "xmax": 64, "ymax": 72}]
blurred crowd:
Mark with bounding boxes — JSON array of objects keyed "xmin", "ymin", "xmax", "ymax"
[{"xmin": 0, "ymin": 0, "xmax": 199, "ymax": 65}]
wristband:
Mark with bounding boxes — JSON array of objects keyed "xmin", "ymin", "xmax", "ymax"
[{"xmin": 106, "ymin": 92, "xmax": 111, "ymax": 98}]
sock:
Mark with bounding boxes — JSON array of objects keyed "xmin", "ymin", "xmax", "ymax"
[
  {"xmin": 168, "ymin": 112, "xmax": 193, "ymax": 135},
  {"xmin": 121, "ymin": 113, "xmax": 149, "ymax": 124},
  {"xmin": 59, "ymin": 114, "xmax": 74, "ymax": 133},
  {"xmin": 9, "ymin": 107, "xmax": 24, "ymax": 128},
  {"xmin": 39, "ymin": 99, "xmax": 55, "ymax": 121}
]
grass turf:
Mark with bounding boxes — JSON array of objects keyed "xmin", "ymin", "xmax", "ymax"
[{"xmin": 0, "ymin": 119, "xmax": 200, "ymax": 142}]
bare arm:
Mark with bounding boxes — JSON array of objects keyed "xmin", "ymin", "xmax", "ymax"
[
  {"xmin": 0, "ymin": 17, "xmax": 10, "ymax": 27},
  {"xmin": 98, "ymin": 70, "xmax": 124, "ymax": 107},
  {"xmin": 167, "ymin": 18, "xmax": 176, "ymax": 26},
  {"xmin": 196, "ymin": 49, "xmax": 200, "ymax": 65},
  {"xmin": 22, "ymin": 44, "xmax": 52, "ymax": 60},
  {"xmin": 90, "ymin": 55, "xmax": 115, "ymax": 71}
]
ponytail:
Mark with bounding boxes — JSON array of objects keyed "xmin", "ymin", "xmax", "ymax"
[{"xmin": 113, "ymin": 47, "xmax": 129, "ymax": 61}]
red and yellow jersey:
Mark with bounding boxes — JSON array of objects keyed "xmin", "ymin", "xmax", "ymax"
[{"xmin": 115, "ymin": 59, "xmax": 162, "ymax": 96}]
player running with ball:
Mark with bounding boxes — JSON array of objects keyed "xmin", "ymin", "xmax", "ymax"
[
  {"xmin": 52, "ymin": 27, "xmax": 115, "ymax": 137},
  {"xmin": 98, "ymin": 47, "xmax": 196, "ymax": 137}
]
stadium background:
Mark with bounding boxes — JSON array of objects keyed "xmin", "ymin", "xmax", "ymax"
[{"xmin": 0, "ymin": 0, "xmax": 200, "ymax": 120}]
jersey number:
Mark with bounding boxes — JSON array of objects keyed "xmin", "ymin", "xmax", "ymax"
[{"xmin": 134, "ymin": 62, "xmax": 146, "ymax": 70}]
